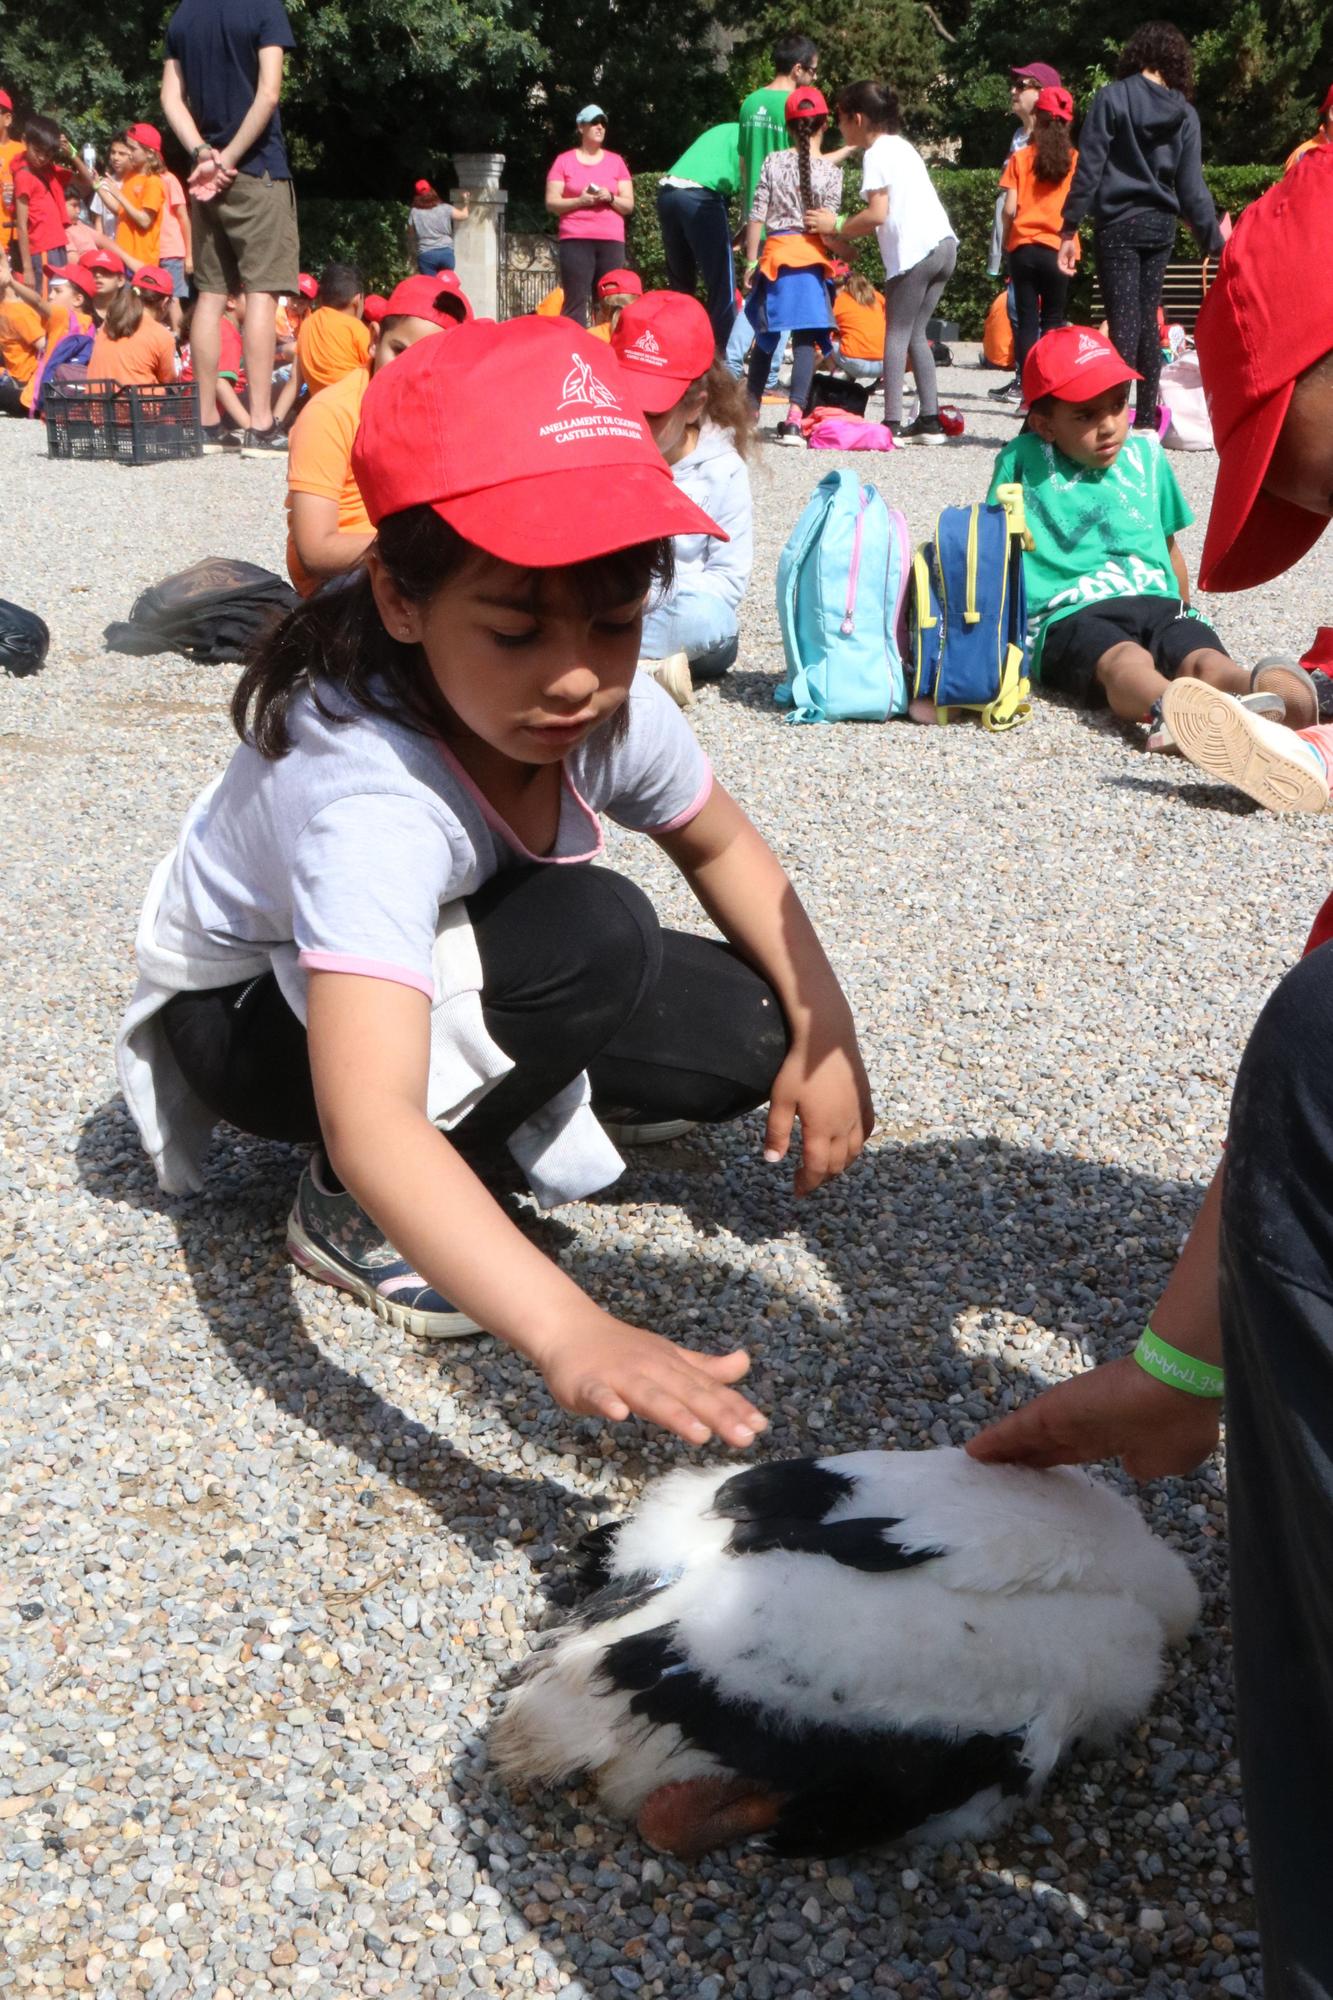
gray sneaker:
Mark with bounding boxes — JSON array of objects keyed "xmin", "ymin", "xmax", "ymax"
[
  {"xmin": 286, "ymin": 1154, "xmax": 482, "ymax": 1339},
  {"xmin": 243, "ymin": 425, "xmax": 289, "ymax": 453}
]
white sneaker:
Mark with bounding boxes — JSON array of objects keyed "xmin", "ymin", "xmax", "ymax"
[
  {"xmin": 599, "ymin": 1117, "xmax": 699, "ymax": 1147},
  {"xmin": 1161, "ymin": 680, "xmax": 1330, "ymax": 812},
  {"xmin": 646, "ymin": 653, "xmax": 694, "ymax": 708}
]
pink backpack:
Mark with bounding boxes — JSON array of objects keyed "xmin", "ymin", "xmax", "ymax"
[{"xmin": 807, "ymin": 417, "xmax": 897, "ymax": 451}]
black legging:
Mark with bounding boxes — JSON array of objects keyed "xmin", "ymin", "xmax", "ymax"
[
  {"xmin": 557, "ymin": 239, "xmax": 625, "ymax": 328},
  {"xmin": 160, "ymin": 863, "xmax": 790, "ymax": 1174},
  {"xmin": 747, "ymin": 329, "xmax": 818, "ymax": 412},
  {"xmin": 1009, "ymin": 243, "xmax": 1070, "ymax": 379},
  {"xmin": 1094, "ymin": 209, "xmax": 1176, "ymax": 427}
]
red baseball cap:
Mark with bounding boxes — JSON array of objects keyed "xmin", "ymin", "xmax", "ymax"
[
  {"xmin": 350, "ymin": 317, "xmax": 725, "ymax": 563},
  {"xmin": 0, "ymin": 90, "xmax": 12, "ymax": 111},
  {"xmin": 79, "ymin": 247, "xmax": 126, "ymax": 275},
  {"xmin": 381, "ymin": 272, "xmax": 473, "ymax": 328},
  {"xmin": 1322, "ymin": 83, "xmax": 1333, "ymax": 117},
  {"xmin": 1035, "ymin": 85, "xmax": 1074, "ymax": 122},
  {"xmin": 414, "ymin": 177, "xmax": 434, "ymax": 195},
  {"xmin": 1011, "ymin": 62, "xmax": 1062, "ymax": 89},
  {"xmin": 59, "ymin": 264, "xmax": 97, "ymax": 298},
  {"xmin": 596, "ymin": 267, "xmax": 643, "ymax": 301},
  {"xmin": 297, "ymin": 271, "xmax": 318, "ymax": 299},
  {"xmin": 786, "ymin": 86, "xmax": 828, "ymax": 121},
  {"xmin": 126, "ymin": 122, "xmax": 162, "ymax": 153},
  {"xmin": 132, "ymin": 265, "xmax": 173, "ymax": 297},
  {"xmin": 610, "ymin": 291, "xmax": 715, "ymax": 413},
  {"xmin": 1022, "ymin": 325, "xmax": 1139, "ymax": 405},
  {"xmin": 1197, "ymin": 148, "xmax": 1333, "ymax": 591},
  {"xmin": 363, "ymin": 293, "xmax": 388, "ymax": 324}
]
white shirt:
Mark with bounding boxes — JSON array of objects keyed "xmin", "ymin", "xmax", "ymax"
[{"xmin": 861, "ymin": 133, "xmax": 956, "ymax": 281}]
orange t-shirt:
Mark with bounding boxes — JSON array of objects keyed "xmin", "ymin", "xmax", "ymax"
[
  {"xmin": 0, "ymin": 296, "xmax": 44, "ymax": 383},
  {"xmin": 1284, "ymin": 131, "xmax": 1329, "ymax": 175},
  {"xmin": 89, "ymin": 316, "xmax": 177, "ymax": 386},
  {"xmin": 115, "ymin": 172, "xmax": 166, "ymax": 264},
  {"xmin": 0, "ymin": 138, "xmax": 24, "ymax": 246},
  {"xmin": 1001, "ymin": 145, "xmax": 1081, "ymax": 254},
  {"xmin": 832, "ymin": 289, "xmax": 886, "ymax": 360},
  {"xmin": 296, "ymin": 307, "xmax": 372, "ymax": 394},
  {"xmin": 285, "ymin": 366, "xmax": 373, "ymax": 596}
]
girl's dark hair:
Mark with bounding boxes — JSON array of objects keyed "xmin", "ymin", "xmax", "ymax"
[
  {"xmin": 232, "ymin": 507, "xmax": 674, "ymax": 759},
  {"xmin": 24, "ymin": 112, "xmax": 61, "ymax": 153},
  {"xmin": 1031, "ymin": 111, "xmax": 1074, "ymax": 183},
  {"xmin": 1117, "ymin": 21, "xmax": 1195, "ymax": 98},
  {"xmin": 787, "ymin": 113, "xmax": 827, "ymax": 211},
  {"xmin": 835, "ymin": 81, "xmax": 901, "ymax": 136},
  {"xmin": 105, "ymin": 284, "xmax": 145, "ymax": 340},
  {"xmin": 318, "ymin": 261, "xmax": 364, "ymax": 309}
]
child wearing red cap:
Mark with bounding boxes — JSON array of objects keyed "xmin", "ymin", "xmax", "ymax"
[
  {"xmin": 286, "ymin": 275, "xmax": 472, "ymax": 590},
  {"xmin": 741, "ymin": 87, "xmax": 843, "ymax": 443},
  {"xmin": 999, "ymin": 86, "xmax": 1078, "ymax": 383},
  {"xmin": 13, "ymin": 114, "xmax": 95, "ymax": 295},
  {"xmin": 612, "ymin": 291, "xmax": 754, "ymax": 703},
  {"xmin": 971, "ymin": 151, "xmax": 1333, "ymax": 1999},
  {"xmin": 987, "ymin": 323, "xmax": 1321, "ymax": 748},
  {"xmin": 92, "ymin": 124, "xmax": 167, "ymax": 269},
  {"xmin": 88, "ymin": 265, "xmax": 177, "ymax": 386},
  {"xmin": 117, "ymin": 318, "xmax": 872, "ymax": 1451},
  {"xmin": 1283, "ymin": 82, "xmax": 1333, "ymax": 174},
  {"xmin": 406, "ymin": 177, "xmax": 469, "ymax": 275},
  {"xmin": 0, "ymin": 91, "xmax": 25, "ymax": 256},
  {"xmin": 589, "ymin": 267, "xmax": 642, "ymax": 342}
]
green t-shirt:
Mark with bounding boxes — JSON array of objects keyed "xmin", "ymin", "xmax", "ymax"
[
  {"xmin": 666, "ymin": 122, "xmax": 741, "ymax": 198},
  {"xmin": 738, "ymin": 87, "xmax": 792, "ymax": 209},
  {"xmin": 986, "ymin": 429, "xmax": 1195, "ymax": 678}
]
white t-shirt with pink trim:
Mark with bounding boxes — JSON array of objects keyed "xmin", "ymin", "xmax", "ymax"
[{"xmin": 116, "ymin": 671, "xmax": 711, "ymax": 1202}]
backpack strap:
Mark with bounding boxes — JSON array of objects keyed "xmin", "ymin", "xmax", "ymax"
[{"xmin": 775, "ymin": 481, "xmax": 838, "ymax": 713}]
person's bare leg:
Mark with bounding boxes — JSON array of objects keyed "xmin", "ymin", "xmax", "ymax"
[
  {"xmin": 189, "ymin": 291, "xmax": 225, "ymax": 426},
  {"xmin": 242, "ymin": 291, "xmax": 279, "ymax": 430},
  {"xmin": 1094, "ymin": 640, "xmax": 1168, "ymax": 722},
  {"xmin": 215, "ymin": 378, "xmax": 250, "ymax": 428},
  {"xmin": 1178, "ymin": 647, "xmax": 1320, "ymax": 727}
]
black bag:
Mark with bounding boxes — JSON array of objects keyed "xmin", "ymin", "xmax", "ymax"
[
  {"xmin": 803, "ymin": 371, "xmax": 876, "ymax": 417},
  {"xmin": 0, "ymin": 599, "xmax": 51, "ymax": 677},
  {"xmin": 103, "ymin": 559, "xmax": 300, "ymax": 665}
]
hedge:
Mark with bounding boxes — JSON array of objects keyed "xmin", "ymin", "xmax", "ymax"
[{"xmin": 294, "ymin": 164, "xmax": 1280, "ymax": 335}]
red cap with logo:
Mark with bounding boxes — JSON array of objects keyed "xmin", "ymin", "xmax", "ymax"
[
  {"xmin": 1197, "ymin": 148, "xmax": 1333, "ymax": 591},
  {"xmin": 79, "ymin": 247, "xmax": 127, "ymax": 276},
  {"xmin": 59, "ymin": 263, "xmax": 97, "ymax": 298},
  {"xmin": 786, "ymin": 86, "xmax": 828, "ymax": 121},
  {"xmin": 610, "ymin": 291, "xmax": 715, "ymax": 413},
  {"xmin": 1035, "ymin": 85, "xmax": 1074, "ymax": 122},
  {"xmin": 1021, "ymin": 324, "xmax": 1139, "ymax": 405},
  {"xmin": 381, "ymin": 272, "xmax": 473, "ymax": 328},
  {"xmin": 351, "ymin": 317, "xmax": 725, "ymax": 563},
  {"xmin": 297, "ymin": 271, "xmax": 318, "ymax": 300},
  {"xmin": 126, "ymin": 121, "xmax": 162, "ymax": 153},
  {"xmin": 131, "ymin": 264, "xmax": 173, "ymax": 297},
  {"xmin": 596, "ymin": 267, "xmax": 643, "ymax": 301}
]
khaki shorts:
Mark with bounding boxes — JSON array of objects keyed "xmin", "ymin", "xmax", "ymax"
[{"xmin": 192, "ymin": 171, "xmax": 300, "ymax": 297}]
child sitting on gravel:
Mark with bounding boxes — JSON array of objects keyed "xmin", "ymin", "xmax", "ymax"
[
  {"xmin": 117, "ymin": 317, "xmax": 872, "ymax": 1450},
  {"xmin": 612, "ymin": 291, "xmax": 754, "ymax": 704},
  {"xmin": 988, "ymin": 324, "xmax": 1324, "ymax": 750},
  {"xmin": 285, "ymin": 262, "xmax": 371, "ymax": 401}
]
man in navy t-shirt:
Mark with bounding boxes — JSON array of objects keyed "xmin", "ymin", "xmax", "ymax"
[{"xmin": 160, "ymin": 0, "xmax": 300, "ymax": 449}]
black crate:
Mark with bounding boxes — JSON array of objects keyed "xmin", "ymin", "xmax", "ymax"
[{"xmin": 45, "ymin": 378, "xmax": 204, "ymax": 465}]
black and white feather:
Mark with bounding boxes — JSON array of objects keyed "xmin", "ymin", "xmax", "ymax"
[{"xmin": 493, "ymin": 1448, "xmax": 1199, "ymax": 1858}]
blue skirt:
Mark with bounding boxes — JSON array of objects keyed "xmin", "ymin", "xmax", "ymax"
[{"xmin": 747, "ymin": 263, "xmax": 833, "ymax": 342}]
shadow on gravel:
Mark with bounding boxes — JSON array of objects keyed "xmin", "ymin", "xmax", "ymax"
[
  {"xmin": 1104, "ymin": 770, "xmax": 1258, "ymax": 814},
  {"xmin": 75, "ymin": 1095, "xmax": 601, "ymax": 1560}
]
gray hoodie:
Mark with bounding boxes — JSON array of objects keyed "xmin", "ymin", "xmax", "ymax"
[
  {"xmin": 1061, "ymin": 73, "xmax": 1223, "ymax": 254},
  {"xmin": 662, "ymin": 419, "xmax": 754, "ymax": 611}
]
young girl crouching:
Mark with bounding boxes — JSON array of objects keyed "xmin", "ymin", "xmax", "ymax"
[
  {"xmin": 117, "ymin": 319, "xmax": 873, "ymax": 1450},
  {"xmin": 613, "ymin": 290, "xmax": 754, "ymax": 704},
  {"xmin": 88, "ymin": 265, "xmax": 177, "ymax": 386}
]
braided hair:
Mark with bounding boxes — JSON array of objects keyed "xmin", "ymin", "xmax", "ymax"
[{"xmin": 787, "ymin": 113, "xmax": 828, "ymax": 211}]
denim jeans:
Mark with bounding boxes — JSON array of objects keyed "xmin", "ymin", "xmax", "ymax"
[
  {"xmin": 641, "ymin": 586, "xmax": 739, "ymax": 685},
  {"xmin": 417, "ymin": 242, "xmax": 456, "ymax": 275},
  {"xmin": 725, "ymin": 309, "xmax": 786, "ymax": 389}
]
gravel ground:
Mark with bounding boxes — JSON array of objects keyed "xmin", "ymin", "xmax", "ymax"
[{"xmin": 4, "ymin": 347, "xmax": 1329, "ymax": 2000}]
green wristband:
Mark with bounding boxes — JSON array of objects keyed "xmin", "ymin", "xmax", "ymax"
[
  {"xmin": 835, "ymin": 213, "xmax": 847, "ymax": 231},
  {"xmin": 1133, "ymin": 1324, "xmax": 1225, "ymax": 1399}
]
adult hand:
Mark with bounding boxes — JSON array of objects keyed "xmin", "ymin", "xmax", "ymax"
[
  {"xmin": 1057, "ymin": 237, "xmax": 1079, "ymax": 277},
  {"xmin": 533, "ymin": 1312, "xmax": 767, "ymax": 1449},
  {"xmin": 764, "ymin": 1032, "xmax": 875, "ymax": 1197},
  {"xmin": 189, "ymin": 151, "xmax": 236, "ymax": 202},
  {"xmin": 965, "ymin": 1353, "xmax": 1222, "ymax": 1480}
]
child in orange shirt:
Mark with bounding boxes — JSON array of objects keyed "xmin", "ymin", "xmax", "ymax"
[
  {"xmin": 1000, "ymin": 86, "xmax": 1080, "ymax": 388},
  {"xmin": 829, "ymin": 271, "xmax": 886, "ymax": 382},
  {"xmin": 273, "ymin": 263, "xmax": 371, "ymax": 425},
  {"xmin": 0, "ymin": 90, "xmax": 24, "ymax": 256},
  {"xmin": 93, "ymin": 123, "xmax": 167, "ymax": 268},
  {"xmin": 88, "ymin": 265, "xmax": 177, "ymax": 386},
  {"xmin": 0, "ymin": 248, "xmax": 47, "ymax": 415}
]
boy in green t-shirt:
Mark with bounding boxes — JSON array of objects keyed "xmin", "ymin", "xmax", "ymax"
[
  {"xmin": 737, "ymin": 33, "xmax": 820, "ymax": 209},
  {"xmin": 986, "ymin": 325, "xmax": 1321, "ymax": 750}
]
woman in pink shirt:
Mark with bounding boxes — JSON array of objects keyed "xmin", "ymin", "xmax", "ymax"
[{"xmin": 544, "ymin": 105, "xmax": 634, "ymax": 327}]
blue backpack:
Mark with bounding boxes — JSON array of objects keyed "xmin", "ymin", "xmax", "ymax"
[
  {"xmin": 775, "ymin": 469, "xmax": 910, "ymax": 724},
  {"xmin": 909, "ymin": 487, "xmax": 1033, "ymax": 731}
]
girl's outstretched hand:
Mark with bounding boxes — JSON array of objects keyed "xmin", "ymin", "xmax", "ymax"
[
  {"xmin": 764, "ymin": 1032, "xmax": 875, "ymax": 1196},
  {"xmin": 965, "ymin": 1353, "xmax": 1222, "ymax": 1481},
  {"xmin": 532, "ymin": 1314, "xmax": 768, "ymax": 1449}
]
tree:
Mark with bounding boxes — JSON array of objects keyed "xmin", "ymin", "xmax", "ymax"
[{"xmin": 721, "ymin": 0, "xmax": 946, "ymax": 138}]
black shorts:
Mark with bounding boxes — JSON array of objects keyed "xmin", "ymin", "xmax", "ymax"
[{"xmin": 1039, "ymin": 594, "xmax": 1229, "ymax": 707}]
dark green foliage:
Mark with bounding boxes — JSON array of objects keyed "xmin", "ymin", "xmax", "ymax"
[
  {"xmin": 719, "ymin": 0, "xmax": 946, "ymax": 140},
  {"xmin": 296, "ymin": 197, "xmax": 415, "ymax": 293}
]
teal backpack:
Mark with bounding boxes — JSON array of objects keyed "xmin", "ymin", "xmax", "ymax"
[
  {"xmin": 775, "ymin": 469, "xmax": 911, "ymax": 724},
  {"xmin": 909, "ymin": 487, "xmax": 1033, "ymax": 731}
]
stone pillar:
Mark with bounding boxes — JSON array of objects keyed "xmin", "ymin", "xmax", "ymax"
[{"xmin": 451, "ymin": 152, "xmax": 507, "ymax": 321}]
